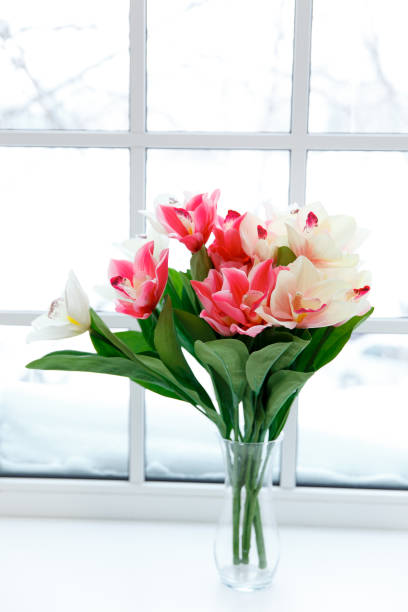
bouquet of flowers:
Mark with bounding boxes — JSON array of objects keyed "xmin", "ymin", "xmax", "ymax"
[{"xmin": 27, "ymin": 190, "xmax": 372, "ymax": 585}]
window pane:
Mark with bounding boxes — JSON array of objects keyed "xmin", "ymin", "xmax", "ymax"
[
  {"xmin": 145, "ymin": 149, "xmax": 288, "ymax": 482},
  {"xmin": 0, "ymin": 327, "xmax": 129, "ymax": 478},
  {"xmin": 147, "ymin": 149, "xmax": 289, "ymax": 212},
  {"xmin": 0, "ymin": 147, "xmax": 129, "ymax": 310},
  {"xmin": 297, "ymin": 334, "xmax": 408, "ymax": 489},
  {"xmin": 310, "ymin": 0, "xmax": 408, "ymax": 132},
  {"xmin": 0, "ymin": 0, "xmax": 129, "ymax": 129},
  {"xmin": 307, "ymin": 151, "xmax": 408, "ymax": 317},
  {"xmin": 145, "ymin": 394, "xmax": 223, "ymax": 482},
  {"xmin": 147, "ymin": 0, "xmax": 294, "ymax": 132}
]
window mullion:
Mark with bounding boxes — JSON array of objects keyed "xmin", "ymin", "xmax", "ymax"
[
  {"xmin": 280, "ymin": 398, "xmax": 299, "ymax": 489},
  {"xmin": 283, "ymin": 0, "xmax": 314, "ymax": 488},
  {"xmin": 290, "ymin": 0, "xmax": 313, "ymax": 141},
  {"xmin": 128, "ymin": 0, "xmax": 147, "ymax": 485},
  {"xmin": 289, "ymin": 0, "xmax": 313, "ymax": 205}
]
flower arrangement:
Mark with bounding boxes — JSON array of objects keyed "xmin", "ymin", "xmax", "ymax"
[{"xmin": 26, "ymin": 190, "xmax": 373, "ymax": 586}]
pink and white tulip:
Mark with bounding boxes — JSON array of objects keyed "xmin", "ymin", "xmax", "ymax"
[
  {"xmin": 256, "ymin": 256, "xmax": 371, "ymax": 329},
  {"xmin": 208, "ymin": 209, "xmax": 251, "ymax": 270},
  {"xmin": 156, "ymin": 190, "xmax": 219, "ymax": 253},
  {"xmin": 28, "ymin": 271, "xmax": 90, "ymax": 342},
  {"xmin": 191, "ymin": 259, "xmax": 279, "ymax": 337},
  {"xmin": 239, "ymin": 211, "xmax": 288, "ymax": 263},
  {"xmin": 109, "ymin": 241, "xmax": 169, "ymax": 319},
  {"xmin": 284, "ymin": 203, "xmax": 365, "ymax": 268}
]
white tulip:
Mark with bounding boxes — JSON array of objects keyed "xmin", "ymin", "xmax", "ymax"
[{"xmin": 27, "ymin": 271, "xmax": 90, "ymax": 342}]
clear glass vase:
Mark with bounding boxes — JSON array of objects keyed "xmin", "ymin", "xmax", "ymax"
[{"xmin": 214, "ymin": 437, "xmax": 282, "ymax": 591}]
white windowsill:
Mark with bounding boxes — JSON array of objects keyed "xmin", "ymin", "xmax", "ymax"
[
  {"xmin": 2, "ymin": 479, "xmax": 408, "ymax": 529},
  {"xmin": 1, "ymin": 517, "xmax": 407, "ymax": 612}
]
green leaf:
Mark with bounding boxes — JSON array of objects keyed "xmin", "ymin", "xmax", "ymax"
[
  {"xmin": 265, "ymin": 370, "xmax": 312, "ymax": 431},
  {"xmin": 164, "ymin": 268, "xmax": 187, "ymax": 310},
  {"xmin": 180, "ymin": 271, "xmax": 201, "ymax": 315},
  {"xmin": 243, "ymin": 386, "xmax": 255, "ymax": 441},
  {"xmin": 275, "ymin": 246, "xmax": 296, "ymax": 266},
  {"xmin": 26, "ymin": 350, "xmax": 204, "ymax": 407},
  {"xmin": 272, "ymin": 335, "xmax": 310, "ymax": 371},
  {"xmin": 205, "ymin": 368, "xmax": 234, "ymax": 438},
  {"xmin": 154, "ymin": 296, "xmax": 196, "ymax": 384},
  {"xmin": 293, "ymin": 307, "xmax": 374, "ymax": 372},
  {"xmin": 246, "ymin": 335, "xmax": 310, "ymax": 392},
  {"xmin": 268, "ymin": 392, "xmax": 298, "ymax": 440},
  {"xmin": 190, "ymin": 246, "xmax": 213, "ymax": 281},
  {"xmin": 246, "ymin": 343, "xmax": 291, "ymax": 393},
  {"xmin": 91, "ymin": 330, "xmax": 152, "ymax": 359},
  {"xmin": 252, "ymin": 327, "xmax": 296, "ymax": 351},
  {"xmin": 194, "ymin": 339, "xmax": 249, "ymax": 405},
  {"xmin": 292, "ymin": 327, "xmax": 328, "ymax": 372},
  {"xmin": 89, "ymin": 308, "xmax": 138, "ymax": 361},
  {"xmin": 115, "ymin": 331, "xmax": 153, "ymax": 355},
  {"xmin": 312, "ymin": 307, "xmax": 374, "ymax": 371},
  {"xmin": 90, "ymin": 331, "xmax": 123, "ymax": 358},
  {"xmin": 174, "ymin": 309, "xmax": 216, "ymax": 353},
  {"xmin": 131, "ymin": 379, "xmax": 188, "ymax": 401},
  {"xmin": 137, "ymin": 354, "xmax": 217, "ymax": 411},
  {"xmin": 154, "ymin": 296, "xmax": 215, "ymax": 412},
  {"xmin": 27, "ymin": 349, "xmax": 94, "ymax": 360},
  {"xmin": 167, "ymin": 269, "xmax": 201, "ymax": 316},
  {"xmin": 138, "ymin": 315, "xmax": 156, "ymax": 349}
]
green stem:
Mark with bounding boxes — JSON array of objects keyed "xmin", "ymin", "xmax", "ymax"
[
  {"xmin": 241, "ymin": 442, "xmax": 271, "ymax": 567},
  {"xmin": 241, "ymin": 488, "xmax": 257, "ymax": 564},
  {"xmin": 241, "ymin": 447, "xmax": 259, "ymax": 564},
  {"xmin": 231, "ymin": 444, "xmax": 242, "ymax": 565},
  {"xmin": 232, "ymin": 481, "xmax": 241, "ymax": 564},
  {"xmin": 253, "ymin": 499, "xmax": 267, "ymax": 569}
]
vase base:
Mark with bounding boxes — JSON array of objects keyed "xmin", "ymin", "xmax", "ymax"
[{"xmin": 218, "ymin": 563, "xmax": 276, "ymax": 592}]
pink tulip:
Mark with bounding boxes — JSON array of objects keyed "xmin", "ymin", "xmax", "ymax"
[
  {"xmin": 256, "ymin": 256, "xmax": 371, "ymax": 329},
  {"xmin": 157, "ymin": 190, "xmax": 220, "ymax": 253},
  {"xmin": 191, "ymin": 259, "xmax": 279, "ymax": 337},
  {"xmin": 109, "ymin": 241, "xmax": 169, "ymax": 319},
  {"xmin": 208, "ymin": 209, "xmax": 251, "ymax": 270}
]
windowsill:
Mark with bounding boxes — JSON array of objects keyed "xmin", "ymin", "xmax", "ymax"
[{"xmin": 1, "ymin": 518, "xmax": 407, "ymax": 611}]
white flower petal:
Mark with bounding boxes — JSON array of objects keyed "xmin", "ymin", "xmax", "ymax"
[
  {"xmin": 64, "ymin": 270, "xmax": 90, "ymax": 330},
  {"xmin": 27, "ymin": 316, "xmax": 79, "ymax": 343}
]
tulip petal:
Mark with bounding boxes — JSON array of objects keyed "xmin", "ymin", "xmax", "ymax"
[
  {"xmin": 27, "ymin": 314, "xmax": 80, "ymax": 342},
  {"xmin": 200, "ymin": 311, "xmax": 233, "ymax": 336},
  {"xmin": 220, "ymin": 267, "xmax": 249, "ymax": 302},
  {"xmin": 157, "ymin": 204, "xmax": 190, "ymax": 237},
  {"xmin": 109, "ymin": 259, "xmax": 134, "ymax": 282},
  {"xmin": 213, "ymin": 291, "xmax": 247, "ymax": 325},
  {"xmin": 230, "ymin": 323, "xmax": 270, "ymax": 337},
  {"xmin": 64, "ymin": 271, "xmax": 90, "ymax": 329},
  {"xmin": 134, "ymin": 241, "xmax": 157, "ymax": 279}
]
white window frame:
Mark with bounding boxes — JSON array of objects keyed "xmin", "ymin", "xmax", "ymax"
[{"xmin": 1, "ymin": 0, "xmax": 408, "ymax": 528}]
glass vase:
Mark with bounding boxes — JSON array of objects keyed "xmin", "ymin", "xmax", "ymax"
[{"xmin": 214, "ymin": 437, "xmax": 282, "ymax": 591}]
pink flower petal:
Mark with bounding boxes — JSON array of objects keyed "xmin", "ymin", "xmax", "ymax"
[
  {"xmin": 157, "ymin": 204, "xmax": 190, "ymax": 237},
  {"xmin": 180, "ymin": 232, "xmax": 205, "ymax": 252},
  {"xmin": 109, "ymin": 258, "xmax": 134, "ymax": 282},
  {"xmin": 213, "ymin": 291, "xmax": 247, "ymax": 325},
  {"xmin": 134, "ymin": 241, "xmax": 157, "ymax": 278},
  {"xmin": 200, "ymin": 311, "xmax": 233, "ymax": 336},
  {"xmin": 230, "ymin": 323, "xmax": 269, "ymax": 337},
  {"xmin": 220, "ymin": 267, "xmax": 249, "ymax": 303}
]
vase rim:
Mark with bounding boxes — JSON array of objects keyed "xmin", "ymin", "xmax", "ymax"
[{"xmin": 218, "ymin": 432, "xmax": 284, "ymax": 447}]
